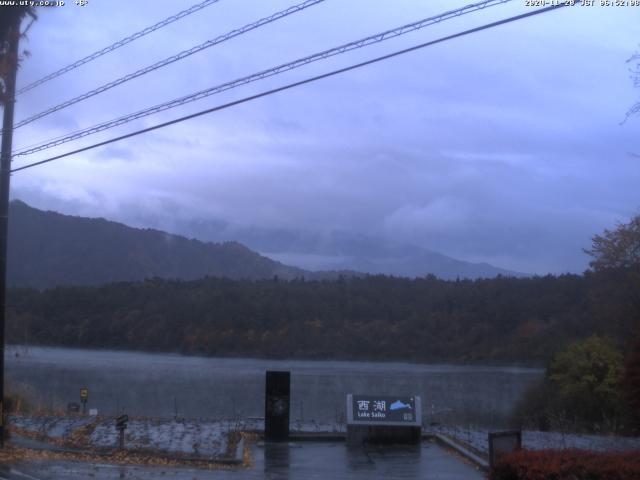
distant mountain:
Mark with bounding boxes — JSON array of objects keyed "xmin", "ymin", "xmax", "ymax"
[
  {"xmin": 169, "ymin": 220, "xmax": 526, "ymax": 280},
  {"xmin": 7, "ymin": 200, "xmax": 525, "ymax": 289},
  {"xmin": 7, "ymin": 200, "xmax": 315, "ymax": 288}
]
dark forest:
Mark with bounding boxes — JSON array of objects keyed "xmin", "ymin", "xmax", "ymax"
[{"xmin": 7, "ymin": 269, "xmax": 637, "ymax": 365}]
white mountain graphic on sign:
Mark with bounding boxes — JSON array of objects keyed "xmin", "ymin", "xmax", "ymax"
[{"xmin": 389, "ymin": 400, "xmax": 411, "ymax": 411}]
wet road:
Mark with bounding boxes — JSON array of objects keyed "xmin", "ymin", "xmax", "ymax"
[{"xmin": 2, "ymin": 441, "xmax": 485, "ymax": 479}]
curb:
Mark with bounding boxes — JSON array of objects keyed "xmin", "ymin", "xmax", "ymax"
[
  {"xmin": 10, "ymin": 434, "xmax": 109, "ymax": 456},
  {"xmin": 234, "ymin": 437, "xmax": 245, "ymax": 463},
  {"xmin": 252, "ymin": 431, "xmax": 346, "ymax": 442},
  {"xmin": 10, "ymin": 433, "xmax": 245, "ymax": 466},
  {"xmin": 426, "ymin": 433, "xmax": 489, "ymax": 471},
  {"xmin": 289, "ymin": 432, "xmax": 346, "ymax": 442}
]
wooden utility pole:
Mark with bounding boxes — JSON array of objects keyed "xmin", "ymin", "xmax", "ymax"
[{"xmin": 0, "ymin": 11, "xmax": 22, "ymax": 447}]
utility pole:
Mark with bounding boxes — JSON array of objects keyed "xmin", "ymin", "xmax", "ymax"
[{"xmin": 0, "ymin": 12, "xmax": 22, "ymax": 447}]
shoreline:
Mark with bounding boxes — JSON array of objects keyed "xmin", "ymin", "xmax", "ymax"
[{"xmin": 5, "ymin": 344, "xmax": 547, "ymax": 371}]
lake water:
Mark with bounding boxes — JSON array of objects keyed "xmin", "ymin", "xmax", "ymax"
[{"xmin": 6, "ymin": 346, "xmax": 543, "ymax": 427}]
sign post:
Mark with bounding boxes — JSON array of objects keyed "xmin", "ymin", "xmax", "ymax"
[
  {"xmin": 80, "ymin": 388, "xmax": 89, "ymax": 415},
  {"xmin": 346, "ymin": 394, "xmax": 422, "ymax": 445},
  {"xmin": 115, "ymin": 414, "xmax": 129, "ymax": 450}
]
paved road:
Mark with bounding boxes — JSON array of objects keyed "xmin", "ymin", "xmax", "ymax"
[{"xmin": 2, "ymin": 441, "xmax": 485, "ymax": 479}]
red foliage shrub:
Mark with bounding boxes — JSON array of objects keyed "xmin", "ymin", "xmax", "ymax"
[{"xmin": 490, "ymin": 449, "xmax": 640, "ymax": 480}]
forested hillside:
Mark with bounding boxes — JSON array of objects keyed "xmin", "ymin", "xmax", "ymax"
[
  {"xmin": 7, "ymin": 200, "xmax": 311, "ymax": 287},
  {"xmin": 7, "ymin": 271, "xmax": 635, "ymax": 365}
]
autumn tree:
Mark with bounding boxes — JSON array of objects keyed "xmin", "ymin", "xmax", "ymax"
[
  {"xmin": 0, "ymin": 6, "xmax": 35, "ymax": 105},
  {"xmin": 584, "ymin": 213, "xmax": 640, "ymax": 342},
  {"xmin": 625, "ymin": 48, "xmax": 639, "ymax": 122},
  {"xmin": 548, "ymin": 335, "xmax": 624, "ymax": 432},
  {"xmin": 585, "ymin": 214, "xmax": 640, "ymax": 272}
]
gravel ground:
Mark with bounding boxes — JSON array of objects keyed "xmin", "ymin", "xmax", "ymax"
[
  {"xmin": 9, "ymin": 415, "xmax": 233, "ymax": 458},
  {"xmin": 12, "ymin": 414, "xmax": 639, "ymax": 460},
  {"xmin": 10, "ymin": 415, "xmax": 94, "ymax": 438},
  {"xmin": 427, "ymin": 424, "xmax": 640, "ymax": 454}
]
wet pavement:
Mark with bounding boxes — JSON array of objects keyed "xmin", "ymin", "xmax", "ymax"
[{"xmin": 1, "ymin": 441, "xmax": 485, "ymax": 479}]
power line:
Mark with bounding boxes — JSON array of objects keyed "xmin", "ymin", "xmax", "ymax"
[
  {"xmin": 11, "ymin": 3, "xmax": 574, "ymax": 174},
  {"xmin": 13, "ymin": 0, "xmax": 515, "ymax": 157},
  {"xmin": 16, "ymin": 0, "xmax": 223, "ymax": 95},
  {"xmin": 12, "ymin": 0, "xmax": 327, "ymax": 130}
]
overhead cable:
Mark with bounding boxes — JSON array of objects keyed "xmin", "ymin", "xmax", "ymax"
[
  {"xmin": 13, "ymin": 0, "xmax": 514, "ymax": 157},
  {"xmin": 12, "ymin": 0, "xmax": 327, "ymax": 130},
  {"xmin": 11, "ymin": 3, "xmax": 575, "ymax": 173},
  {"xmin": 17, "ymin": 0, "xmax": 224, "ymax": 95}
]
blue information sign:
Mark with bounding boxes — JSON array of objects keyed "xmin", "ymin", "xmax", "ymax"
[{"xmin": 346, "ymin": 394, "xmax": 422, "ymax": 427}]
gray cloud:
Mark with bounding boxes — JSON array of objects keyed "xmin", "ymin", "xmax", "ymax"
[{"xmin": 9, "ymin": 0, "xmax": 640, "ymax": 275}]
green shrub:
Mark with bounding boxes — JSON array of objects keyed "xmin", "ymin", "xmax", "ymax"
[{"xmin": 511, "ymin": 336, "xmax": 629, "ymax": 433}]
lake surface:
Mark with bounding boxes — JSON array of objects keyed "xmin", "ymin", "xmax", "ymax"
[{"xmin": 6, "ymin": 346, "xmax": 543, "ymax": 427}]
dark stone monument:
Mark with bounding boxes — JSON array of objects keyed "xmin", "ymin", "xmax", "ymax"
[
  {"xmin": 346, "ymin": 394, "xmax": 422, "ymax": 446},
  {"xmin": 265, "ymin": 370, "xmax": 290, "ymax": 441},
  {"xmin": 488, "ymin": 430, "xmax": 522, "ymax": 468}
]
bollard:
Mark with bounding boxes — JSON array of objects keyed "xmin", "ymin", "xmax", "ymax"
[{"xmin": 488, "ymin": 431, "xmax": 522, "ymax": 468}]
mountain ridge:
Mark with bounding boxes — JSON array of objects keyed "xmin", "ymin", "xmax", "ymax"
[
  {"xmin": 7, "ymin": 200, "xmax": 525, "ymax": 288},
  {"xmin": 166, "ymin": 218, "xmax": 527, "ymax": 280},
  {"xmin": 7, "ymin": 200, "xmax": 317, "ymax": 288}
]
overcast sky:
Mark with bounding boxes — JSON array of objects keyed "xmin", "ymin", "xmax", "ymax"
[{"xmin": 8, "ymin": 0, "xmax": 640, "ymax": 274}]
